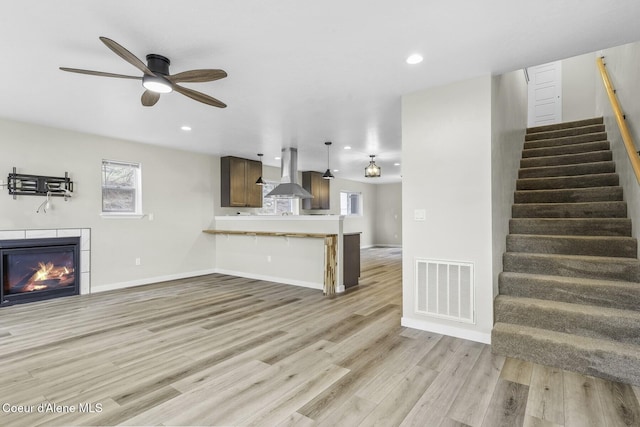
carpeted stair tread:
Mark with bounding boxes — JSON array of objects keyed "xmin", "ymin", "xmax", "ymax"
[
  {"xmin": 516, "ymin": 173, "xmax": 619, "ymax": 190},
  {"xmin": 503, "ymin": 252, "xmax": 640, "ymax": 282},
  {"xmin": 499, "ymin": 272, "xmax": 640, "ymax": 312},
  {"xmin": 521, "ymin": 150, "xmax": 612, "ymax": 168},
  {"xmin": 495, "ymin": 295, "xmax": 640, "ymax": 345},
  {"xmin": 522, "ymin": 141, "xmax": 609, "ymax": 158},
  {"xmin": 506, "ymin": 234, "xmax": 637, "ymax": 258},
  {"xmin": 491, "ymin": 322, "xmax": 640, "ymax": 386},
  {"xmin": 514, "ymin": 187, "xmax": 623, "ymax": 204},
  {"xmin": 518, "ymin": 161, "xmax": 615, "ymax": 179},
  {"xmin": 512, "ymin": 201, "xmax": 626, "ymax": 218},
  {"xmin": 527, "ymin": 117, "xmax": 603, "ymax": 134},
  {"xmin": 524, "ymin": 130, "xmax": 606, "ymax": 147},
  {"xmin": 525, "ymin": 124, "xmax": 604, "ymax": 141},
  {"xmin": 494, "ymin": 295, "xmax": 640, "ymax": 345},
  {"xmin": 509, "ymin": 218, "xmax": 632, "ymax": 236}
]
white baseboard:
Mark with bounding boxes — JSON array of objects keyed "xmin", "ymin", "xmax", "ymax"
[
  {"xmin": 214, "ymin": 268, "xmax": 324, "ymax": 291},
  {"xmin": 92, "ymin": 268, "xmax": 218, "ymax": 293},
  {"xmin": 215, "ymin": 269, "xmax": 345, "ymax": 293},
  {"xmin": 401, "ymin": 317, "xmax": 491, "ymax": 344},
  {"xmin": 92, "ymin": 268, "xmax": 344, "ymax": 295}
]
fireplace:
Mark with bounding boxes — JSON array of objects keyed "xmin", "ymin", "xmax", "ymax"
[{"xmin": 1, "ymin": 237, "xmax": 80, "ymax": 306}]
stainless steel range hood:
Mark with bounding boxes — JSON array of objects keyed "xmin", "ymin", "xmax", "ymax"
[{"xmin": 265, "ymin": 147, "xmax": 313, "ymax": 199}]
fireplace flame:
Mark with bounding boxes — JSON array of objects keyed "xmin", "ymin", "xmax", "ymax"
[
  {"xmin": 22, "ymin": 261, "xmax": 75, "ymax": 292},
  {"xmin": 34, "ymin": 262, "xmax": 53, "ymax": 281}
]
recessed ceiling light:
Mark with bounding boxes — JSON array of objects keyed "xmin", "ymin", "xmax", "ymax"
[
  {"xmin": 406, "ymin": 54, "xmax": 423, "ymax": 65},
  {"xmin": 394, "ymin": 162, "xmax": 401, "ymax": 166},
  {"xmin": 275, "ymin": 156, "xmax": 281, "ymax": 160},
  {"xmin": 344, "ymin": 146, "xmax": 352, "ymax": 150},
  {"xmin": 181, "ymin": 125, "xmax": 192, "ymax": 131},
  {"xmin": 333, "ymin": 169, "xmax": 339, "ymax": 173}
]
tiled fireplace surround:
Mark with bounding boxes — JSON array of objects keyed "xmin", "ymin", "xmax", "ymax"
[{"xmin": 0, "ymin": 228, "xmax": 91, "ymax": 295}]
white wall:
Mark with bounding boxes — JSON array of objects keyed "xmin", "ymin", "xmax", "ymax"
[
  {"xmin": 562, "ymin": 52, "xmax": 597, "ymax": 122},
  {"xmin": 595, "ymin": 41, "xmax": 640, "ymax": 242},
  {"xmin": 374, "ymin": 183, "xmax": 402, "ymax": 247},
  {"xmin": 0, "ymin": 118, "xmax": 217, "ymax": 291},
  {"xmin": 491, "ymin": 70, "xmax": 528, "ymax": 295},
  {"xmin": 333, "ymin": 178, "xmax": 378, "ymax": 247},
  {"xmin": 401, "ymin": 75, "xmax": 493, "ymax": 343}
]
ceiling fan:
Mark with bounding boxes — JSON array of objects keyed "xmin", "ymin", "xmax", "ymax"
[{"xmin": 60, "ymin": 36, "xmax": 227, "ymax": 108}]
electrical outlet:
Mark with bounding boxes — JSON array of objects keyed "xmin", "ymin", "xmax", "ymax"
[
  {"xmin": 148, "ymin": 213, "xmax": 154, "ymax": 221},
  {"xmin": 135, "ymin": 257, "xmax": 141, "ymax": 266},
  {"xmin": 267, "ymin": 255, "xmax": 272, "ymax": 263},
  {"xmin": 414, "ymin": 209, "xmax": 426, "ymax": 221}
]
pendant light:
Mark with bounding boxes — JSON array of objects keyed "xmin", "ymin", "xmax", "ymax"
[
  {"xmin": 255, "ymin": 153, "xmax": 265, "ymax": 185},
  {"xmin": 364, "ymin": 154, "xmax": 381, "ymax": 178},
  {"xmin": 322, "ymin": 141, "xmax": 335, "ymax": 179}
]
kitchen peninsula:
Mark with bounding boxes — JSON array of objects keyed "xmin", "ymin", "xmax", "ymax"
[{"xmin": 204, "ymin": 215, "xmax": 360, "ymax": 295}]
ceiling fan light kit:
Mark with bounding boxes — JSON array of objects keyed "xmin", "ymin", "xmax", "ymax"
[
  {"xmin": 142, "ymin": 75, "xmax": 172, "ymax": 93},
  {"xmin": 141, "ymin": 54, "xmax": 172, "ymax": 93},
  {"xmin": 60, "ymin": 37, "xmax": 227, "ymax": 108}
]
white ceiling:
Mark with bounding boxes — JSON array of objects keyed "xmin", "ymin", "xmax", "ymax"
[{"xmin": 1, "ymin": 1, "xmax": 640, "ymax": 183}]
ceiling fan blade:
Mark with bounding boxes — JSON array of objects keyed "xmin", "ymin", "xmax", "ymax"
[
  {"xmin": 168, "ymin": 69, "xmax": 227, "ymax": 84},
  {"xmin": 172, "ymin": 84, "xmax": 227, "ymax": 108},
  {"xmin": 99, "ymin": 36, "xmax": 154, "ymax": 76},
  {"xmin": 59, "ymin": 67, "xmax": 142, "ymax": 80},
  {"xmin": 141, "ymin": 90, "xmax": 160, "ymax": 107}
]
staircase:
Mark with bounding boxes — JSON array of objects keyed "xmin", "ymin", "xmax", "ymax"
[{"xmin": 491, "ymin": 117, "xmax": 640, "ymax": 386}]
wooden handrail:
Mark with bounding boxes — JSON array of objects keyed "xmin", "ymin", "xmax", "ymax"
[{"xmin": 596, "ymin": 56, "xmax": 640, "ymax": 185}]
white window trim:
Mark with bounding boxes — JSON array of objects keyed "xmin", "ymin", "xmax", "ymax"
[
  {"xmin": 101, "ymin": 159, "xmax": 144, "ymax": 218},
  {"xmin": 340, "ymin": 191, "xmax": 363, "ymax": 216},
  {"xmin": 99, "ymin": 213, "xmax": 146, "ymax": 219}
]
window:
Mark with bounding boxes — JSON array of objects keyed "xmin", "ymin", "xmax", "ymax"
[
  {"xmin": 101, "ymin": 160, "xmax": 142, "ymax": 216},
  {"xmin": 340, "ymin": 191, "xmax": 362, "ymax": 216},
  {"xmin": 257, "ymin": 181, "xmax": 298, "ymax": 215}
]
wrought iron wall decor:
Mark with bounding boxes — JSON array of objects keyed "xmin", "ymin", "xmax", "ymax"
[{"xmin": 7, "ymin": 167, "xmax": 73, "ymax": 200}]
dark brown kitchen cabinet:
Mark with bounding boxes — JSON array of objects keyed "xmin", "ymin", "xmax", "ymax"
[
  {"xmin": 221, "ymin": 156, "xmax": 263, "ymax": 208},
  {"xmin": 343, "ymin": 233, "xmax": 361, "ymax": 288},
  {"xmin": 301, "ymin": 171, "xmax": 330, "ymax": 210}
]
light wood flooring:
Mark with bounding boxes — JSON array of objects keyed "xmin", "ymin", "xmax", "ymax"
[{"xmin": 1, "ymin": 248, "xmax": 639, "ymax": 426}]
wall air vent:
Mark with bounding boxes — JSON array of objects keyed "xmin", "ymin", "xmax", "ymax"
[{"xmin": 415, "ymin": 258, "xmax": 475, "ymax": 324}]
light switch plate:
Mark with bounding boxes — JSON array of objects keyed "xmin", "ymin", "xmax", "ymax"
[{"xmin": 414, "ymin": 209, "xmax": 426, "ymax": 221}]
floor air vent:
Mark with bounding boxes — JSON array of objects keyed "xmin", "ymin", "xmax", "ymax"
[{"xmin": 415, "ymin": 258, "xmax": 475, "ymax": 323}]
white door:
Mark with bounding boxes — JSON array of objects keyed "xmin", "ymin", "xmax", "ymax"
[{"xmin": 527, "ymin": 61, "xmax": 562, "ymax": 127}]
